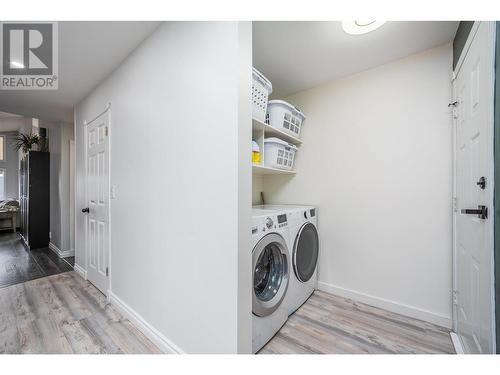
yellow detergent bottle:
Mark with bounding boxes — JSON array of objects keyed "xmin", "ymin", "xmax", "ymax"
[{"xmin": 252, "ymin": 140, "xmax": 261, "ymax": 164}]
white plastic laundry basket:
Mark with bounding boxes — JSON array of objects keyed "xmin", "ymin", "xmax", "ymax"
[
  {"xmin": 252, "ymin": 67, "xmax": 272, "ymax": 122},
  {"xmin": 266, "ymin": 100, "xmax": 306, "ymax": 138},
  {"xmin": 264, "ymin": 137, "xmax": 298, "ymax": 170}
]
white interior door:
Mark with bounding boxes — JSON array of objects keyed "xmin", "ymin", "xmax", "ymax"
[
  {"xmin": 453, "ymin": 21, "xmax": 495, "ymax": 354},
  {"xmin": 85, "ymin": 110, "xmax": 110, "ymax": 295}
]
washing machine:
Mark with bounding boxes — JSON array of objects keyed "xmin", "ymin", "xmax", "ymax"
[
  {"xmin": 251, "ymin": 207, "xmax": 291, "ymax": 353},
  {"xmin": 255, "ymin": 205, "xmax": 319, "ymax": 316}
]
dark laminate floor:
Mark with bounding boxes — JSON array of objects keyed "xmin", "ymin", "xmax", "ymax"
[
  {"xmin": 0, "ymin": 232, "xmax": 74, "ymax": 289},
  {"xmin": 260, "ymin": 290, "xmax": 455, "ymax": 354}
]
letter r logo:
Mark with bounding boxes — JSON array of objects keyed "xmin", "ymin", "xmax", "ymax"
[{"xmin": 2, "ymin": 23, "xmax": 53, "ymax": 75}]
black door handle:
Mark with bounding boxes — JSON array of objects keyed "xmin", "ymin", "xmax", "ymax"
[
  {"xmin": 476, "ymin": 176, "xmax": 486, "ymax": 189},
  {"xmin": 461, "ymin": 205, "xmax": 487, "ymax": 219},
  {"xmin": 82, "ymin": 207, "xmax": 89, "ymax": 213}
]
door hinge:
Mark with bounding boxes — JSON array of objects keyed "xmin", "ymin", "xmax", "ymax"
[
  {"xmin": 105, "ymin": 126, "xmax": 108, "ymax": 136},
  {"xmin": 453, "ymin": 290, "xmax": 458, "ymax": 306},
  {"xmin": 106, "ymin": 267, "xmax": 109, "ymax": 277},
  {"xmin": 453, "ymin": 197, "xmax": 458, "ymax": 213}
]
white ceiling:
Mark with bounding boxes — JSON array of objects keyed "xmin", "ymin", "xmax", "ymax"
[
  {"xmin": 253, "ymin": 21, "xmax": 459, "ymax": 97},
  {"xmin": 0, "ymin": 21, "xmax": 161, "ymax": 123},
  {"xmin": 0, "ymin": 21, "xmax": 459, "ymax": 122}
]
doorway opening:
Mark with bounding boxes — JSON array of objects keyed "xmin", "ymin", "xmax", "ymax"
[{"xmin": 0, "ymin": 111, "xmax": 75, "ymax": 288}]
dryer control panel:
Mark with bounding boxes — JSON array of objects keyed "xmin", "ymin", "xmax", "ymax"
[{"xmin": 304, "ymin": 208, "xmax": 316, "ymax": 219}]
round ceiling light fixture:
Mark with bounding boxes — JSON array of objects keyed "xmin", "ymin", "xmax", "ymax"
[{"xmin": 342, "ymin": 20, "xmax": 386, "ymax": 35}]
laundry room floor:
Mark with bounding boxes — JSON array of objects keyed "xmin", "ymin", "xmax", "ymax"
[{"xmin": 259, "ymin": 291, "xmax": 455, "ymax": 354}]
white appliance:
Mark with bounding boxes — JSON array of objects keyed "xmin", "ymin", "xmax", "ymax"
[
  {"xmin": 285, "ymin": 206, "xmax": 318, "ymax": 315},
  {"xmin": 251, "ymin": 207, "xmax": 291, "ymax": 353},
  {"xmin": 255, "ymin": 205, "xmax": 319, "ymax": 316}
]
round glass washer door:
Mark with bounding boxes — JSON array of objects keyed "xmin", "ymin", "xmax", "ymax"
[
  {"xmin": 252, "ymin": 233, "xmax": 290, "ymax": 317},
  {"xmin": 293, "ymin": 222, "xmax": 319, "ymax": 282}
]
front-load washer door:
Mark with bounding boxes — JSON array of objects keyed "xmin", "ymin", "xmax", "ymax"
[
  {"xmin": 293, "ymin": 222, "xmax": 319, "ymax": 282},
  {"xmin": 252, "ymin": 233, "xmax": 290, "ymax": 317}
]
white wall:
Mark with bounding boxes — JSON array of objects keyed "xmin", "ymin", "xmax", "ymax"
[
  {"xmin": 59, "ymin": 123, "xmax": 75, "ymax": 252},
  {"xmin": 237, "ymin": 21, "xmax": 252, "ymax": 353},
  {"xmin": 75, "ymin": 22, "xmax": 251, "ymax": 353},
  {"xmin": 263, "ymin": 44, "xmax": 454, "ymax": 327},
  {"xmin": 252, "ymin": 175, "xmax": 263, "ymax": 205},
  {"xmin": 46, "ymin": 122, "xmax": 74, "ymax": 252},
  {"xmin": 48, "ymin": 124, "xmax": 61, "ymax": 247}
]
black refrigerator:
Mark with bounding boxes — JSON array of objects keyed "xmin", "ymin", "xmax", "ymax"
[{"xmin": 19, "ymin": 151, "xmax": 50, "ymax": 249}]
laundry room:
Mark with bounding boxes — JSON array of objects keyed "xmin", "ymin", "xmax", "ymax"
[
  {"xmin": 249, "ymin": 21, "xmax": 496, "ymax": 354},
  {"xmin": 0, "ymin": 15, "xmax": 497, "ymax": 359}
]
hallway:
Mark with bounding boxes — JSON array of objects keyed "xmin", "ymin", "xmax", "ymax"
[{"xmin": 0, "ymin": 233, "xmax": 74, "ymax": 288}]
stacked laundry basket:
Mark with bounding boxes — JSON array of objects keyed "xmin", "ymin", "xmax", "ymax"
[{"xmin": 252, "ymin": 67, "xmax": 305, "ymax": 173}]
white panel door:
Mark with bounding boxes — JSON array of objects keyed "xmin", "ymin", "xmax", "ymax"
[
  {"xmin": 454, "ymin": 22, "xmax": 495, "ymax": 354},
  {"xmin": 85, "ymin": 110, "xmax": 110, "ymax": 295}
]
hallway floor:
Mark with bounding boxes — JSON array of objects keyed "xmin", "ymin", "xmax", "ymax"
[
  {"xmin": 260, "ymin": 290, "xmax": 455, "ymax": 354},
  {"xmin": 0, "ymin": 271, "xmax": 161, "ymax": 354},
  {"xmin": 0, "ymin": 232, "xmax": 74, "ymax": 288}
]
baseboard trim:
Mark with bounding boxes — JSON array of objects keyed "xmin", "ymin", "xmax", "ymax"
[
  {"xmin": 108, "ymin": 291, "xmax": 184, "ymax": 354},
  {"xmin": 317, "ymin": 281, "xmax": 452, "ymax": 329},
  {"xmin": 49, "ymin": 242, "xmax": 75, "ymax": 258},
  {"xmin": 450, "ymin": 332, "xmax": 465, "ymax": 354},
  {"xmin": 73, "ymin": 263, "xmax": 87, "ymax": 280}
]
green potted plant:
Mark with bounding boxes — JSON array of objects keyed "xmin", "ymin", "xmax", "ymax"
[{"xmin": 12, "ymin": 132, "xmax": 40, "ymax": 154}]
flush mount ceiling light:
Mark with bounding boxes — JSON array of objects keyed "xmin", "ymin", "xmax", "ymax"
[{"xmin": 342, "ymin": 20, "xmax": 386, "ymax": 35}]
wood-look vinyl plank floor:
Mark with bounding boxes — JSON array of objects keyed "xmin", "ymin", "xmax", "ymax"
[
  {"xmin": 260, "ymin": 290, "xmax": 455, "ymax": 354},
  {"xmin": 0, "ymin": 248, "xmax": 455, "ymax": 355},
  {"xmin": 0, "ymin": 271, "xmax": 161, "ymax": 354}
]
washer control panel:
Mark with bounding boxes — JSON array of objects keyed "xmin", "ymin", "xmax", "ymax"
[
  {"xmin": 252, "ymin": 212, "xmax": 290, "ymax": 235},
  {"xmin": 265, "ymin": 217, "xmax": 274, "ymax": 229},
  {"xmin": 277, "ymin": 213, "xmax": 288, "ymax": 228}
]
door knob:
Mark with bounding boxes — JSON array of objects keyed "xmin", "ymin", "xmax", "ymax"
[
  {"xmin": 461, "ymin": 205, "xmax": 487, "ymax": 219},
  {"xmin": 476, "ymin": 176, "xmax": 486, "ymax": 189},
  {"xmin": 82, "ymin": 207, "xmax": 90, "ymax": 213}
]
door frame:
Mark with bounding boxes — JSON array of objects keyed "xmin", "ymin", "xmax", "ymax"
[
  {"xmin": 83, "ymin": 103, "xmax": 112, "ymax": 296},
  {"xmin": 452, "ymin": 21, "xmax": 497, "ymax": 353},
  {"xmin": 494, "ymin": 21, "xmax": 500, "ymax": 354},
  {"xmin": 70, "ymin": 139, "xmax": 75, "ymax": 254}
]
